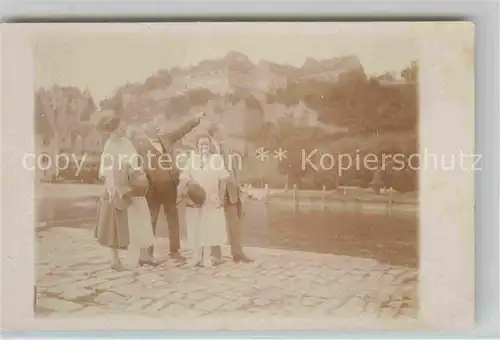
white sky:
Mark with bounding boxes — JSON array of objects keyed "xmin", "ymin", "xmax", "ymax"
[{"xmin": 34, "ymin": 22, "xmax": 419, "ymax": 102}]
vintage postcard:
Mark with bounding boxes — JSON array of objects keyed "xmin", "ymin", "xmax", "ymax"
[{"xmin": 1, "ymin": 22, "xmax": 475, "ymax": 331}]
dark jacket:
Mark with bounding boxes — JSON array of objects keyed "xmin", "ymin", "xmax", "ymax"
[
  {"xmin": 219, "ymin": 143, "xmax": 241, "ymax": 205},
  {"xmin": 134, "ymin": 117, "xmax": 200, "ymax": 201}
]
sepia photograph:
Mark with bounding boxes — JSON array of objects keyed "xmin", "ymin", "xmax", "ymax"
[{"xmin": 1, "ymin": 21, "xmax": 475, "ymax": 331}]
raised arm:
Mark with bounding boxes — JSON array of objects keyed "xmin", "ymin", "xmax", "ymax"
[{"xmin": 160, "ymin": 117, "xmax": 201, "ymax": 146}]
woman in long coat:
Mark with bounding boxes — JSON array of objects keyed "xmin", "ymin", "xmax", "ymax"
[{"xmin": 94, "ymin": 115, "xmax": 157, "ymax": 270}]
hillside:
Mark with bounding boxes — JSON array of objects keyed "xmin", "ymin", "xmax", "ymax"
[
  {"xmin": 96, "ymin": 51, "xmax": 416, "ymax": 137},
  {"xmin": 34, "ymin": 51, "xmax": 419, "ymax": 191}
]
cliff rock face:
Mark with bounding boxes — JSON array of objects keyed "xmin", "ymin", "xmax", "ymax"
[
  {"xmin": 298, "ymin": 55, "xmax": 365, "ymax": 83},
  {"xmin": 36, "ymin": 52, "xmax": 414, "ymax": 154},
  {"xmin": 94, "ymin": 52, "xmax": 368, "ymax": 135}
]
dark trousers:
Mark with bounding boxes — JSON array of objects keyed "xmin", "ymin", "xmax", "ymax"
[
  {"xmin": 212, "ymin": 200, "xmax": 244, "ymax": 259},
  {"xmin": 146, "ymin": 193, "xmax": 180, "ymax": 256}
]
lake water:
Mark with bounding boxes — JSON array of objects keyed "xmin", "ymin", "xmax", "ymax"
[
  {"xmin": 242, "ymin": 201, "xmax": 417, "ymax": 268},
  {"xmin": 36, "ymin": 197, "xmax": 418, "ymax": 269}
]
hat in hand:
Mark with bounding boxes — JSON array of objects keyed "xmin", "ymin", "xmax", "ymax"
[{"xmin": 187, "ymin": 181, "xmax": 206, "ymax": 206}]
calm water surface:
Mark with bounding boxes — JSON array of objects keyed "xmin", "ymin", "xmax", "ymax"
[
  {"xmin": 37, "ymin": 197, "xmax": 418, "ymax": 268},
  {"xmin": 242, "ymin": 201, "xmax": 417, "ymax": 268}
]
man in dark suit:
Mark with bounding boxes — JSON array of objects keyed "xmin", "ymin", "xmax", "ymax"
[
  {"xmin": 208, "ymin": 123, "xmax": 253, "ymax": 264},
  {"xmin": 134, "ymin": 112, "xmax": 203, "ymax": 263}
]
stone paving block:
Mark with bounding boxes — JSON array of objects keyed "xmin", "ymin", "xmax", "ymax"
[
  {"xmin": 42, "ymin": 285, "xmax": 67, "ymax": 295},
  {"xmin": 94, "ymin": 278, "xmax": 133, "ymax": 291},
  {"xmin": 205, "ymin": 283, "xmax": 232, "ymax": 295},
  {"xmin": 325, "ymin": 283, "xmax": 354, "ymax": 299},
  {"xmin": 301, "ymin": 296, "xmax": 325, "ymax": 307},
  {"xmin": 287, "ymin": 265, "xmax": 308, "ymax": 276},
  {"xmin": 388, "ymin": 300, "xmax": 403, "ymax": 314},
  {"xmin": 109, "ymin": 283, "xmax": 143, "ymax": 297},
  {"xmin": 217, "ymin": 289, "xmax": 243, "ymax": 301},
  {"xmin": 37, "ymin": 297, "xmax": 83, "ymax": 312},
  {"xmin": 74, "ymin": 277, "xmax": 107, "ymax": 288},
  {"xmin": 387, "ymin": 268, "xmax": 406, "ymax": 277},
  {"xmin": 143, "ymin": 299, "xmax": 171, "ymax": 313},
  {"xmin": 310, "ymin": 298, "xmax": 344, "ymax": 314},
  {"xmin": 37, "ymin": 275, "xmax": 81, "ymax": 288},
  {"xmin": 170, "ymin": 292, "xmax": 184, "ymax": 300},
  {"xmin": 337, "ymin": 273, "xmax": 364, "ymax": 286},
  {"xmin": 376, "ymin": 286, "xmax": 399, "ymax": 301},
  {"xmin": 288, "ymin": 279, "xmax": 313, "ymax": 291},
  {"xmin": 60, "ymin": 287, "xmax": 96, "ymax": 301},
  {"xmin": 281, "ymin": 261, "xmax": 297, "ymax": 269},
  {"xmin": 173, "ymin": 308, "xmax": 205, "ymax": 318},
  {"xmin": 186, "ymin": 290, "xmax": 211, "ymax": 302},
  {"xmin": 98, "ymin": 271, "xmax": 134, "ymax": 281},
  {"xmin": 176, "ymin": 297, "xmax": 198, "ymax": 308},
  {"xmin": 159, "ymin": 303, "xmax": 191, "ymax": 316},
  {"xmin": 379, "ymin": 306, "xmax": 399, "ymax": 318},
  {"xmin": 125, "ymin": 298, "xmax": 154, "ymax": 311},
  {"xmin": 73, "ymin": 306, "xmax": 108, "ymax": 315},
  {"xmin": 193, "ymin": 296, "xmax": 230, "ymax": 312},
  {"xmin": 306, "ymin": 286, "xmax": 336, "ymax": 299},
  {"xmin": 334, "ymin": 296, "xmax": 365, "ymax": 317},
  {"xmin": 379, "ymin": 273, "xmax": 397, "ymax": 284},
  {"xmin": 253, "ymin": 298, "xmax": 273, "ymax": 306},
  {"xmin": 366, "ymin": 270, "xmax": 385, "ymax": 282},
  {"xmin": 394, "ymin": 270, "xmax": 418, "ymax": 285},
  {"xmin": 323, "ymin": 269, "xmax": 345, "ymax": 281},
  {"xmin": 137, "ymin": 273, "xmax": 162, "ymax": 283},
  {"xmin": 222, "ymin": 296, "xmax": 251, "ymax": 311},
  {"xmin": 396, "ymin": 283, "xmax": 418, "ymax": 299},
  {"xmin": 282, "ymin": 297, "xmax": 309, "ymax": 314},
  {"xmin": 94, "ymin": 291, "xmax": 125, "ymax": 305},
  {"xmin": 364, "ymin": 300, "xmax": 382, "ymax": 315},
  {"xmin": 301, "ymin": 267, "xmax": 322, "ymax": 276},
  {"xmin": 399, "ymin": 307, "xmax": 418, "ymax": 318}
]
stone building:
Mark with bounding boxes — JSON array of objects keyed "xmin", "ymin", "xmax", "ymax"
[{"xmin": 35, "ymin": 86, "xmax": 102, "ymax": 181}]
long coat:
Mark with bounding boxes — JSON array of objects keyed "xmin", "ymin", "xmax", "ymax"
[{"xmin": 94, "ymin": 146, "xmax": 135, "ymax": 250}]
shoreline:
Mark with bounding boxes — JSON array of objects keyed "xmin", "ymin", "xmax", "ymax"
[
  {"xmin": 36, "ymin": 182, "xmax": 418, "ymax": 213},
  {"xmin": 37, "ymin": 182, "xmax": 418, "ymax": 201},
  {"xmin": 34, "ymin": 183, "xmax": 420, "ymax": 213}
]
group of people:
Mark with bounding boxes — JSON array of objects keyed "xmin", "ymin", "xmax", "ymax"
[{"xmin": 94, "ymin": 111, "xmax": 254, "ymax": 270}]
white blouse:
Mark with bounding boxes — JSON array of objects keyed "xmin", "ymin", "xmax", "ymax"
[{"xmin": 99, "ymin": 137, "xmax": 138, "ymax": 196}]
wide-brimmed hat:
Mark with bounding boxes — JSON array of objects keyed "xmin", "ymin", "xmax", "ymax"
[{"xmin": 91, "ymin": 109, "xmax": 121, "ymax": 133}]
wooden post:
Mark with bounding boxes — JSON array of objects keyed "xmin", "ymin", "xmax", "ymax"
[
  {"xmin": 343, "ymin": 187, "xmax": 347, "ymax": 196},
  {"xmin": 322, "ymin": 184, "xmax": 326, "ymax": 211},
  {"xmin": 388, "ymin": 187, "xmax": 394, "ymax": 215},
  {"xmin": 292, "ymin": 184, "xmax": 297, "ymax": 206},
  {"xmin": 265, "ymin": 183, "xmax": 270, "ymax": 202}
]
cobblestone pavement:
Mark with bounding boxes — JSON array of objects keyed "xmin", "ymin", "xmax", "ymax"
[{"xmin": 36, "ymin": 227, "xmax": 418, "ymax": 320}]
